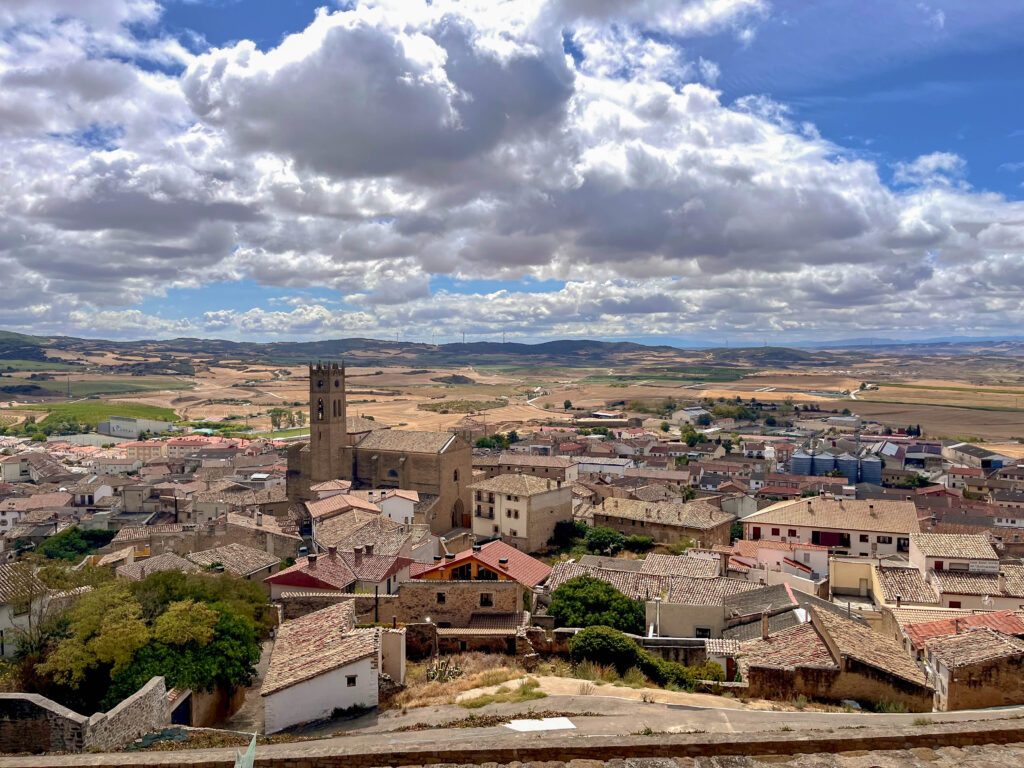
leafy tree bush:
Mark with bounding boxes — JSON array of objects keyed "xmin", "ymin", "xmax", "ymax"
[
  {"xmin": 37, "ymin": 527, "xmax": 116, "ymax": 561},
  {"xmin": 548, "ymin": 519, "xmax": 588, "ymax": 548},
  {"xmin": 549, "ymin": 576, "xmax": 645, "ymax": 634},
  {"xmin": 570, "ymin": 626, "xmax": 724, "ymax": 691},
  {"xmin": 623, "ymin": 535, "xmax": 654, "ymax": 553},
  {"xmin": 585, "ymin": 526, "xmax": 624, "ymax": 555}
]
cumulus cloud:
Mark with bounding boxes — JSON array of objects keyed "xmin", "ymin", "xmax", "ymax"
[{"xmin": 3, "ymin": 0, "xmax": 1024, "ymax": 343}]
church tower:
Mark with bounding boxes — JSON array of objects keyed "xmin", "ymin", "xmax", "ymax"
[{"xmin": 308, "ymin": 361, "xmax": 348, "ymax": 483}]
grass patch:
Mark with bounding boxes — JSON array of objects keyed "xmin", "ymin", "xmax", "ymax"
[
  {"xmin": 868, "ymin": 699, "xmax": 908, "ymax": 714},
  {"xmin": 388, "ymin": 653, "xmax": 523, "ymax": 710},
  {"xmin": 417, "ymin": 399, "xmax": 506, "ymax": 413},
  {"xmin": 459, "ymin": 678, "xmax": 546, "ymax": 709},
  {"xmin": 912, "ymin": 717, "xmax": 933, "ymax": 726},
  {"xmin": 0, "ymin": 359, "xmax": 82, "ymax": 372},
  {"xmin": 249, "ymin": 427, "xmax": 309, "ymax": 438},
  {"xmin": 23, "ymin": 400, "xmax": 178, "ymax": 429}
]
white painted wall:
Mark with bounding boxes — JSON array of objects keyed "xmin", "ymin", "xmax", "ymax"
[{"xmin": 263, "ymin": 655, "xmax": 377, "ymax": 734}]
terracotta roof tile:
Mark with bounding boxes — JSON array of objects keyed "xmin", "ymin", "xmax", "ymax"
[
  {"xmin": 187, "ymin": 543, "xmax": 281, "ymax": 576},
  {"xmin": 740, "ymin": 623, "xmax": 835, "ymax": 672},
  {"xmin": 415, "ymin": 540, "xmax": 550, "ymax": 588},
  {"xmin": 926, "ymin": 626, "xmax": 1024, "ymax": 668},
  {"xmin": 355, "ymin": 429, "xmax": 456, "ymax": 454},
  {"xmin": 746, "ymin": 498, "xmax": 920, "ymax": 535},
  {"xmin": 116, "ymin": 553, "xmax": 199, "ymax": 581},
  {"xmin": 874, "ymin": 566, "xmax": 939, "ymax": 604},
  {"xmin": 597, "ymin": 498, "xmax": 734, "ymax": 530},
  {"xmin": 905, "ymin": 610, "xmax": 1024, "ymax": 652},
  {"xmin": 262, "ymin": 603, "xmax": 378, "ymax": 696},
  {"xmin": 910, "ymin": 533, "xmax": 997, "ymax": 560},
  {"xmin": 812, "ymin": 606, "xmax": 927, "ymax": 686}
]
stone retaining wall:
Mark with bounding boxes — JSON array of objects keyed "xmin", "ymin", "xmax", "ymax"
[
  {"xmin": 0, "ymin": 677, "xmax": 169, "ymax": 754},
  {"xmin": 6, "ymin": 719, "xmax": 1024, "ymax": 767}
]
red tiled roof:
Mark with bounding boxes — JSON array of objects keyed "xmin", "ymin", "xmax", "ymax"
[
  {"xmin": 905, "ymin": 610, "xmax": 1024, "ymax": 652},
  {"xmin": 413, "ymin": 540, "xmax": 551, "ymax": 588},
  {"xmin": 264, "ymin": 553, "xmax": 356, "ymax": 591}
]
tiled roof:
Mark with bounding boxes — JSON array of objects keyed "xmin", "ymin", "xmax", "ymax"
[
  {"xmin": 264, "ymin": 552, "xmax": 356, "ymax": 591},
  {"xmin": 597, "ymin": 498, "xmax": 734, "ymax": 530},
  {"xmin": 96, "ymin": 545, "xmax": 136, "ymax": 567},
  {"xmin": 905, "ymin": 610, "xmax": 1024, "ymax": 652},
  {"xmin": 262, "ymin": 603, "xmax": 377, "ymax": 696},
  {"xmin": 926, "ymin": 627, "xmax": 1024, "ymax": 668},
  {"xmin": 305, "ymin": 493, "xmax": 380, "ymax": 521},
  {"xmin": 187, "ymin": 543, "xmax": 281, "ymax": 576},
  {"xmin": 0, "ymin": 563, "xmax": 44, "ymax": 604},
  {"xmin": 705, "ymin": 638, "xmax": 740, "ymax": 656},
  {"xmin": 355, "ymin": 429, "xmax": 455, "ymax": 454},
  {"xmin": 415, "ymin": 540, "xmax": 551, "ymax": 588},
  {"xmin": 116, "ymin": 553, "xmax": 199, "ymax": 581},
  {"xmin": 576, "ymin": 555, "xmax": 645, "ymax": 572},
  {"xmin": 874, "ymin": 566, "xmax": 939, "ymax": 604},
  {"xmin": 732, "ymin": 540, "xmax": 829, "ymax": 558},
  {"xmin": 910, "ymin": 533, "xmax": 997, "ymax": 560},
  {"xmin": 0, "ymin": 492, "xmax": 72, "ymax": 512},
  {"xmin": 891, "ymin": 606, "xmax": 980, "ymax": 632},
  {"xmin": 813, "ymin": 606, "xmax": 927, "ymax": 686},
  {"xmin": 745, "ymin": 498, "xmax": 920, "ymax": 535},
  {"xmin": 638, "ymin": 553, "xmax": 718, "ymax": 578},
  {"xmin": 112, "ymin": 523, "xmax": 186, "ymax": 543},
  {"xmin": 932, "ymin": 565, "xmax": 1024, "ymax": 598},
  {"xmin": 466, "ymin": 612, "xmax": 528, "ymax": 630},
  {"xmin": 469, "ymin": 474, "xmax": 563, "ymax": 496},
  {"xmin": 226, "ymin": 511, "xmax": 302, "ymax": 539},
  {"xmin": 346, "ymin": 416, "xmax": 381, "ymax": 433},
  {"xmin": 310, "ymin": 479, "xmax": 353, "ymax": 492},
  {"xmin": 476, "ymin": 453, "xmax": 575, "ymax": 468},
  {"xmin": 664, "ymin": 575, "xmax": 761, "ymax": 606},
  {"xmin": 314, "ymin": 509, "xmax": 394, "ymax": 547},
  {"xmin": 194, "ymin": 485, "xmax": 287, "ymax": 506},
  {"xmin": 739, "ymin": 623, "xmax": 835, "ymax": 671}
]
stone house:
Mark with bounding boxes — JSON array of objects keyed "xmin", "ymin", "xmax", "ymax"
[
  {"xmin": 264, "ymin": 546, "xmax": 412, "ymax": 600},
  {"xmin": 468, "ymin": 474, "xmax": 571, "ymax": 552},
  {"xmin": 473, "ymin": 453, "xmax": 580, "ymax": 484},
  {"xmin": 592, "ymin": 497, "xmax": 734, "ymax": 547},
  {"xmin": 926, "ymin": 627, "xmax": 1024, "ymax": 710},
  {"xmin": 412, "ymin": 539, "xmax": 551, "ymax": 590}
]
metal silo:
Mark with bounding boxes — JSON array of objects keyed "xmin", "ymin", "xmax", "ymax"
[
  {"xmin": 860, "ymin": 454, "xmax": 882, "ymax": 485},
  {"xmin": 837, "ymin": 452, "xmax": 859, "ymax": 483},
  {"xmin": 790, "ymin": 450, "xmax": 812, "ymax": 476},
  {"xmin": 812, "ymin": 451, "xmax": 836, "ymax": 476}
]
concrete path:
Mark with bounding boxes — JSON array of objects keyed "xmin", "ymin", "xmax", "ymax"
[{"xmin": 221, "ymin": 638, "xmax": 273, "ymax": 733}]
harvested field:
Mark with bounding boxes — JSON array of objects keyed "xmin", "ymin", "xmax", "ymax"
[{"xmin": 852, "ymin": 400, "xmax": 1024, "ymax": 441}]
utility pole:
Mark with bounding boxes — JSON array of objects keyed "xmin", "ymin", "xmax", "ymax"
[{"xmin": 462, "ymin": 331, "xmax": 466, "ymax": 345}]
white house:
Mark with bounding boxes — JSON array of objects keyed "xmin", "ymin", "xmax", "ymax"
[
  {"xmin": 261, "ymin": 601, "xmax": 405, "ymax": 733},
  {"xmin": 742, "ymin": 497, "xmax": 920, "ymax": 557},
  {"xmin": 349, "ymin": 489, "xmax": 419, "ymax": 526}
]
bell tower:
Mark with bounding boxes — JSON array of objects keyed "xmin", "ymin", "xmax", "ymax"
[{"xmin": 308, "ymin": 361, "xmax": 348, "ymax": 483}]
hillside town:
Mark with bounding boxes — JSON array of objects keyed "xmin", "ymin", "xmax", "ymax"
[{"xmin": 4, "ymin": 363, "xmax": 1024, "ymax": 753}]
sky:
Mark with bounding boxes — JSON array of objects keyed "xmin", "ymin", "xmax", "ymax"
[{"xmin": 4, "ymin": 1, "xmax": 1024, "ymax": 346}]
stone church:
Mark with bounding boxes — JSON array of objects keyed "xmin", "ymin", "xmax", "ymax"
[{"xmin": 286, "ymin": 363, "xmax": 472, "ymax": 534}]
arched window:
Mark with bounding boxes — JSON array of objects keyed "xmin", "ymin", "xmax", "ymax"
[
  {"xmin": 453, "ymin": 469, "xmax": 460, "ymax": 482},
  {"xmin": 317, "ymin": 398, "xmax": 324, "ymax": 421}
]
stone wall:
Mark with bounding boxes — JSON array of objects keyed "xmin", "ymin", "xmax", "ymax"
[
  {"xmin": 280, "ymin": 581, "xmax": 523, "ymax": 627},
  {"xmin": 0, "ymin": 677, "xmax": 169, "ymax": 754},
  {"xmin": 941, "ymin": 655, "xmax": 1024, "ymax": 711},
  {"xmin": 745, "ymin": 662, "xmax": 933, "ymax": 712}
]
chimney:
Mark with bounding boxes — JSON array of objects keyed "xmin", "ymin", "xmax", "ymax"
[
  {"xmin": 472, "ymin": 544, "xmax": 482, "ymax": 551},
  {"xmin": 433, "ymin": 555, "xmax": 442, "ymax": 562},
  {"xmin": 499, "ymin": 557, "xmax": 509, "ymax": 567},
  {"xmin": 445, "ymin": 553, "xmax": 456, "ymax": 560},
  {"xmin": 256, "ymin": 511, "xmax": 263, "ymax": 526},
  {"xmin": 354, "ymin": 546, "xmax": 363, "ymax": 566},
  {"xmin": 999, "ymin": 571, "xmax": 1007, "ymax": 594},
  {"xmin": 328, "ymin": 545, "xmax": 337, "ymax": 558},
  {"xmin": 308, "ymin": 554, "xmax": 318, "ymax": 568},
  {"xmin": 365, "ymin": 543, "xmax": 373, "ymax": 556},
  {"xmin": 761, "ymin": 610, "xmax": 770, "ymax": 641},
  {"xmin": 954, "ymin": 618, "xmax": 962, "ymax": 634},
  {"xmin": 895, "ymin": 593, "xmax": 901, "ymax": 608}
]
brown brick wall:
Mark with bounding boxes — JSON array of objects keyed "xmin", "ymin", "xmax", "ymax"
[{"xmin": 943, "ymin": 655, "xmax": 1024, "ymax": 711}]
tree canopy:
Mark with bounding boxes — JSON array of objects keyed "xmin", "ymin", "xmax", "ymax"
[{"xmin": 548, "ymin": 575, "xmax": 646, "ymax": 634}]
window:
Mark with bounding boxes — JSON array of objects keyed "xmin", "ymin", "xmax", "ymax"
[
  {"xmin": 514, "ymin": 510, "xmax": 519, "ymax": 519},
  {"xmin": 876, "ymin": 536, "xmax": 892, "ymax": 544},
  {"xmin": 506, "ymin": 510, "xmax": 511, "ymax": 518},
  {"xmin": 752, "ymin": 526, "xmax": 761, "ymax": 540},
  {"xmin": 453, "ymin": 470, "xmax": 459, "ymax": 482},
  {"xmin": 803, "ymin": 552, "xmax": 810, "ymax": 563},
  {"xmin": 510, "ymin": 529, "xmax": 518, "ymax": 537},
  {"xmin": 694, "ymin": 627, "xmax": 712, "ymax": 639},
  {"xmin": 772, "ymin": 528, "xmax": 780, "ymax": 536},
  {"xmin": 347, "ymin": 675, "xmax": 357, "ymax": 687},
  {"xmin": 480, "ymin": 593, "xmax": 493, "ymax": 607},
  {"xmin": 788, "ymin": 529, "xmax": 797, "ymax": 537},
  {"xmin": 859, "ymin": 534, "xmax": 869, "ymax": 543},
  {"xmin": 949, "ymin": 601, "xmax": 961, "ymax": 609},
  {"xmin": 436, "ymin": 592, "xmax": 446, "ymax": 604},
  {"xmin": 934, "ymin": 561, "xmax": 944, "ymax": 571}
]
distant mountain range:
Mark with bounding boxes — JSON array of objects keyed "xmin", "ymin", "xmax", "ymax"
[{"xmin": 4, "ymin": 328, "xmax": 1024, "ymax": 369}]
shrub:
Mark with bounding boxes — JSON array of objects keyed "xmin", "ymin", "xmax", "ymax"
[
  {"xmin": 549, "ymin": 520, "xmax": 587, "ymax": 548},
  {"xmin": 622, "ymin": 666, "xmax": 647, "ymax": 687},
  {"xmin": 585, "ymin": 526, "xmax": 624, "ymax": 555},
  {"xmin": 623, "ymin": 535, "xmax": 654, "ymax": 553}
]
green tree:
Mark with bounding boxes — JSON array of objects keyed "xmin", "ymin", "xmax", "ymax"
[
  {"xmin": 660, "ymin": 421, "xmax": 670, "ymax": 432},
  {"xmin": 563, "ymin": 399, "xmax": 573, "ymax": 410},
  {"xmin": 623, "ymin": 535, "xmax": 654, "ymax": 553},
  {"xmin": 549, "ymin": 576, "xmax": 646, "ymax": 634},
  {"xmin": 549, "ymin": 519, "xmax": 587, "ymax": 548},
  {"xmin": 585, "ymin": 525, "xmax": 624, "ymax": 555},
  {"xmin": 30, "ymin": 432, "xmax": 47, "ymax": 442},
  {"xmin": 295, "ymin": 410, "xmax": 306, "ymax": 427}
]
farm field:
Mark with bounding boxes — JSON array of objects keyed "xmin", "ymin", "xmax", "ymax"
[
  {"xmin": 17, "ymin": 400, "xmax": 178, "ymax": 430},
  {"xmin": 856, "ymin": 381, "xmax": 1024, "ymax": 411},
  {"xmin": 851, "ymin": 400, "xmax": 1024, "ymax": 441}
]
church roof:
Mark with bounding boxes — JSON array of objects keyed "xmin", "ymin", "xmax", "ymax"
[{"xmin": 355, "ymin": 429, "xmax": 457, "ymax": 454}]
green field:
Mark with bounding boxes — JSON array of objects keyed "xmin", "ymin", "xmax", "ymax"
[
  {"xmin": 249, "ymin": 427, "xmax": 310, "ymax": 438},
  {"xmin": 417, "ymin": 399, "xmax": 506, "ymax": 413},
  {"xmin": 0, "ymin": 359, "xmax": 83, "ymax": 372},
  {"xmin": 22, "ymin": 401, "xmax": 178, "ymax": 429},
  {"xmin": 884, "ymin": 382, "xmax": 1024, "ymax": 396},
  {"xmin": 66, "ymin": 378, "xmax": 192, "ymax": 397}
]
